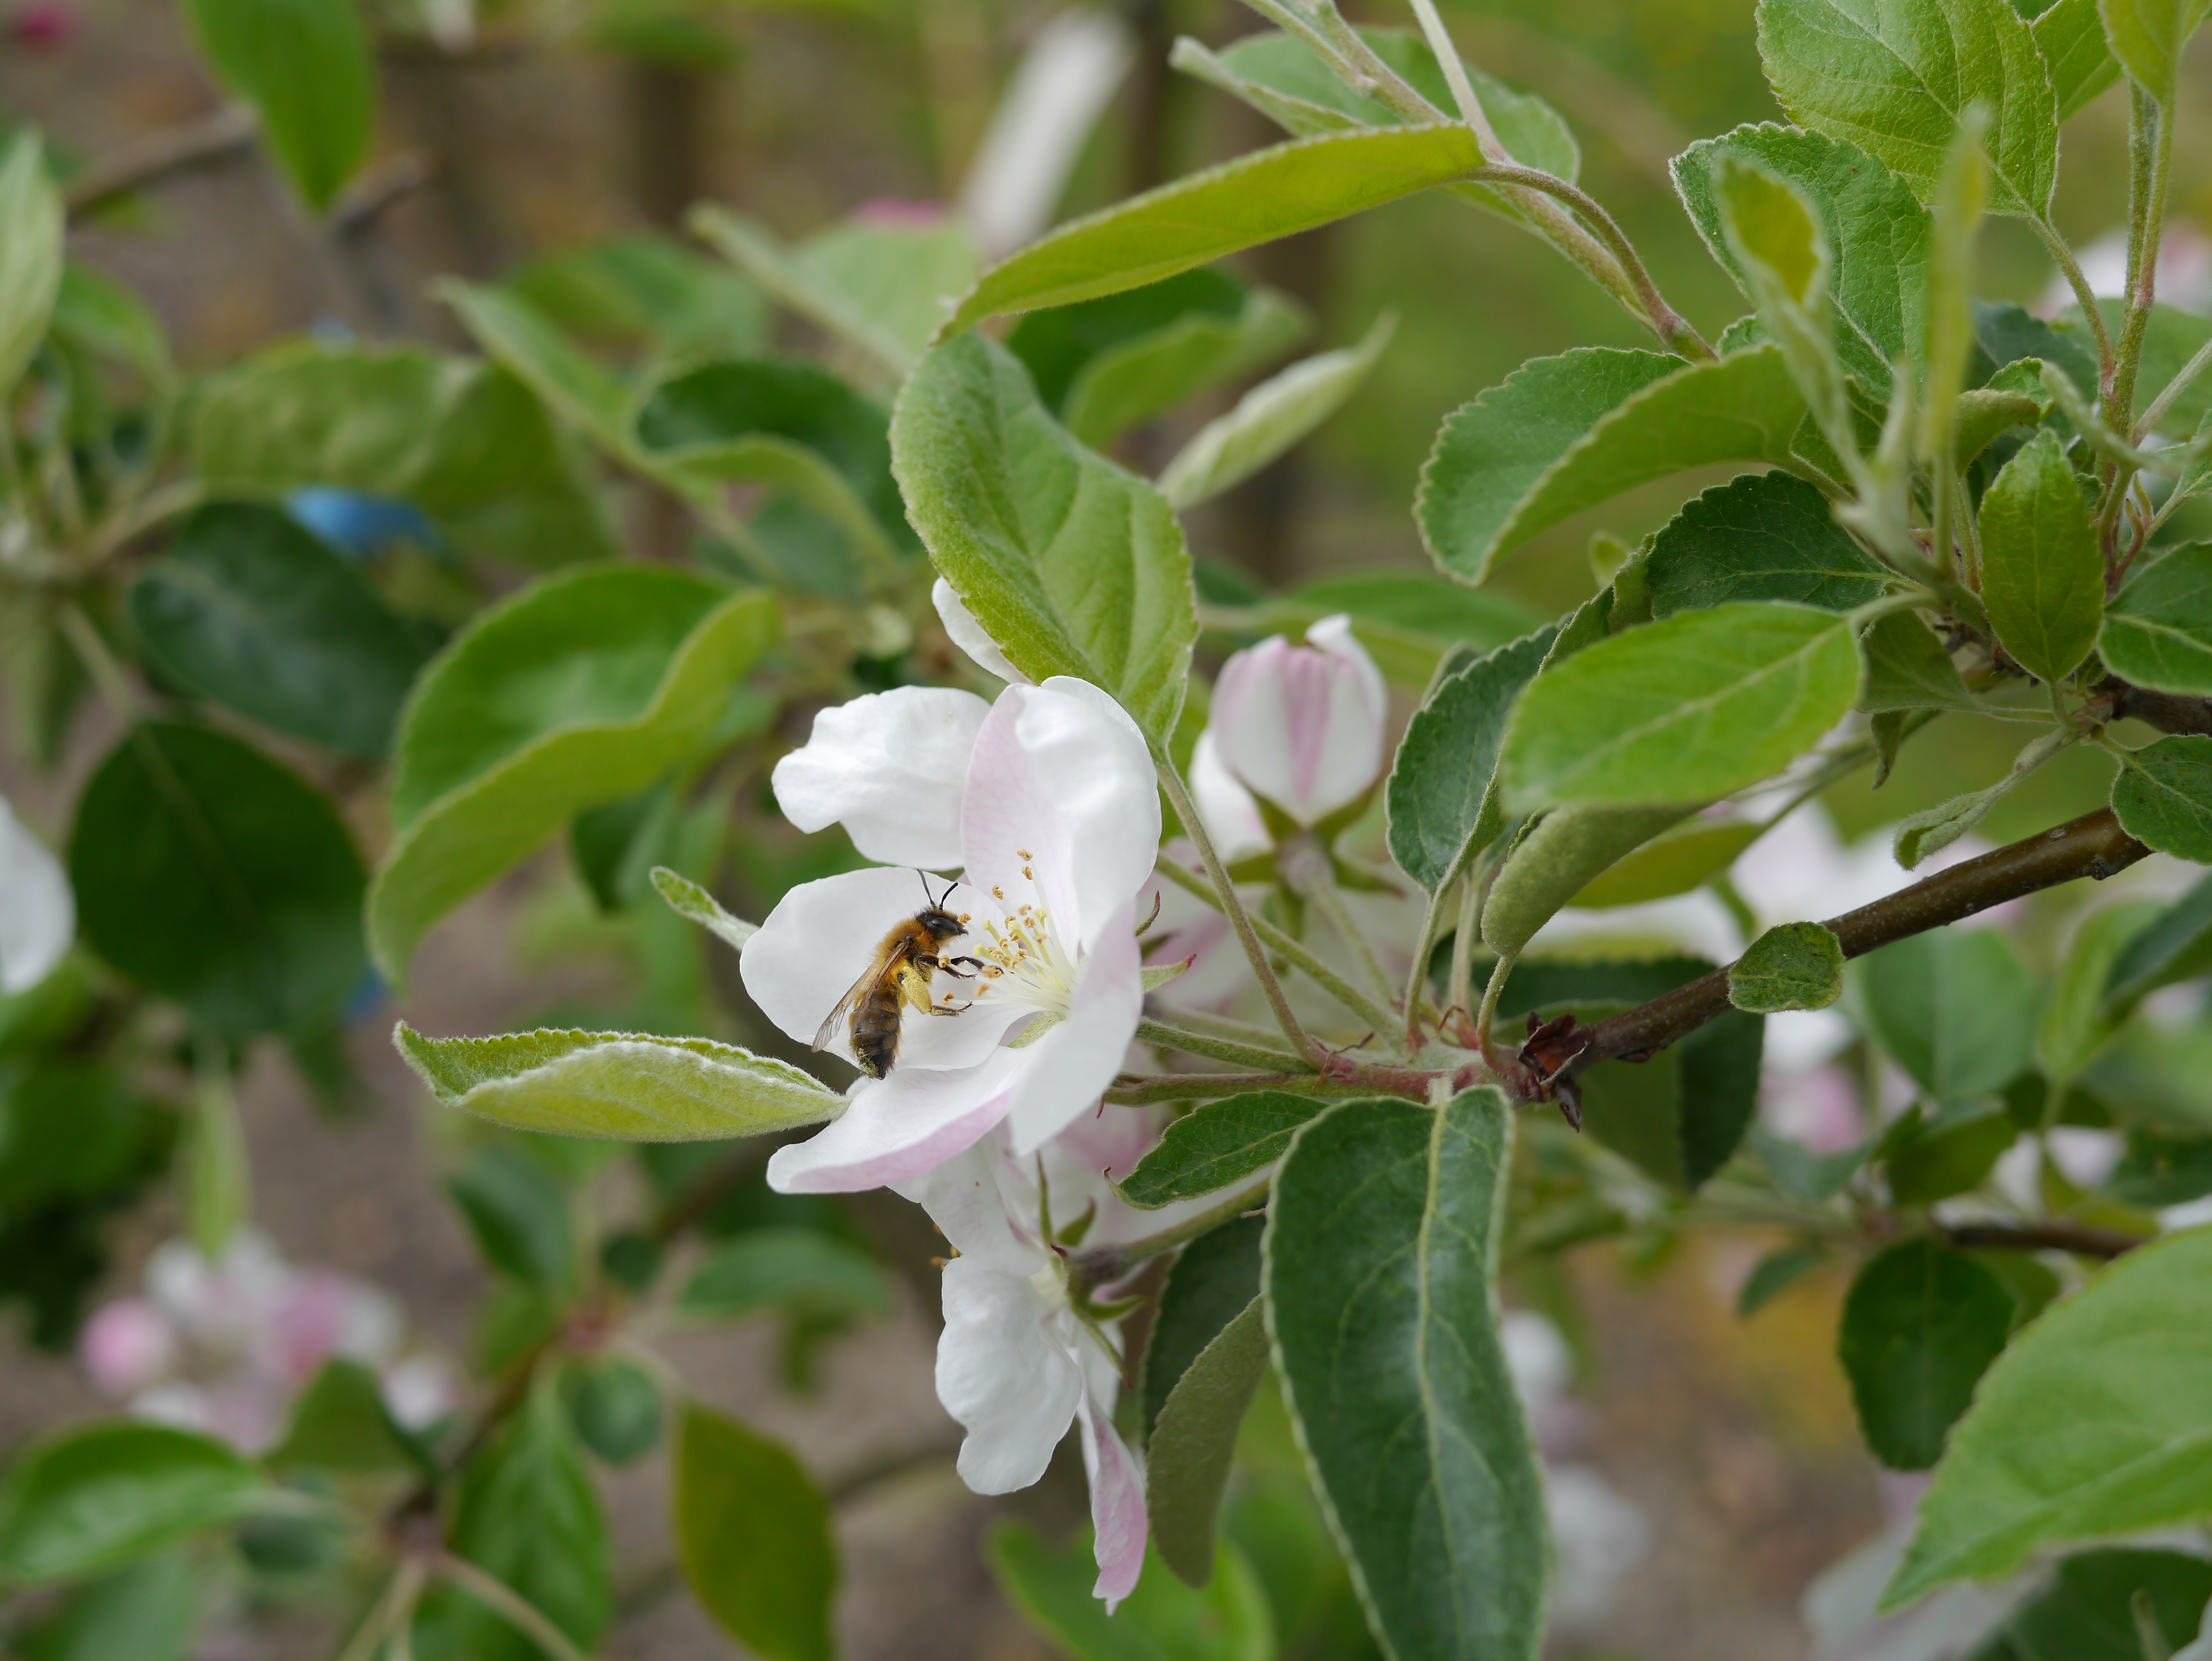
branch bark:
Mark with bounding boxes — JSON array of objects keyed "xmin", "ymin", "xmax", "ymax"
[
  {"xmin": 1940, "ymin": 1220, "xmax": 2147, "ymax": 1259},
  {"xmin": 1562, "ymin": 808, "xmax": 2149, "ymax": 1079}
]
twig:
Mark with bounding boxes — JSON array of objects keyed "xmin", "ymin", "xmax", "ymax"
[
  {"xmin": 1136, "ymin": 1016, "xmax": 1303, "ymax": 1071},
  {"xmin": 66, "ymin": 105, "xmax": 259, "ymax": 219},
  {"xmin": 435, "ymin": 1554, "xmax": 593, "ymax": 1661},
  {"xmin": 1940, "ymin": 1220, "xmax": 2147, "ymax": 1259},
  {"xmin": 1562, "ymin": 808, "xmax": 2150, "ymax": 1079}
]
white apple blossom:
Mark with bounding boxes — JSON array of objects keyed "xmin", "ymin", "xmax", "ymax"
[
  {"xmin": 0, "ymin": 792, "xmax": 73, "ymax": 995},
  {"xmin": 895, "ymin": 1121, "xmax": 1153, "ymax": 1608},
  {"xmin": 1206, "ymin": 613, "xmax": 1386, "ymax": 829},
  {"xmin": 744, "ymin": 674, "xmax": 1159, "ymax": 1192},
  {"xmin": 932, "ymin": 577, "xmax": 1024, "ymax": 685}
]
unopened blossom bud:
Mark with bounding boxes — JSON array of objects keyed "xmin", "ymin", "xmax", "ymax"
[
  {"xmin": 1208, "ymin": 613, "xmax": 1385, "ymax": 828},
  {"xmin": 80, "ymin": 1298, "xmax": 178, "ymax": 1397}
]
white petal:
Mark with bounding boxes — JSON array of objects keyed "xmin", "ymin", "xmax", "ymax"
[
  {"xmin": 1189, "ymin": 731, "xmax": 1271, "ymax": 862},
  {"xmin": 1002, "ymin": 901, "xmax": 1142, "ymax": 1156},
  {"xmin": 0, "ymin": 796, "xmax": 73, "ymax": 995},
  {"xmin": 771, "ymin": 687, "xmax": 989, "ymax": 869},
  {"xmin": 932, "ymin": 578, "xmax": 1026, "ymax": 685},
  {"xmin": 1076, "ymin": 1390, "xmax": 1147, "ymax": 1608},
  {"xmin": 894, "ymin": 1140, "xmax": 1035, "ymax": 1274},
  {"xmin": 766, "ymin": 1050, "xmax": 1024, "ymax": 1193},
  {"xmin": 740, "ymin": 866, "xmax": 1021, "ymax": 1072},
  {"xmin": 937, "ymin": 1257, "xmax": 1083, "ymax": 1493}
]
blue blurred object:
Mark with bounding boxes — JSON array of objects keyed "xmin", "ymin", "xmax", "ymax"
[
  {"xmin": 285, "ymin": 488, "xmax": 445, "ymax": 559},
  {"xmin": 341, "ymin": 963, "xmax": 388, "ymax": 1025}
]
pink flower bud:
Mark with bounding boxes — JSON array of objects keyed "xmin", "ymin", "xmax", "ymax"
[
  {"xmin": 7, "ymin": 2, "xmax": 73, "ymax": 46},
  {"xmin": 1207, "ymin": 614, "xmax": 1386, "ymax": 828},
  {"xmin": 79, "ymin": 1298, "xmax": 178, "ymax": 1397}
]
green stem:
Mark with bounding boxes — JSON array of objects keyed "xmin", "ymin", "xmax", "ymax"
[
  {"xmin": 1154, "ymin": 855, "xmax": 1402, "ymax": 1039},
  {"xmin": 1448, "ymin": 857, "xmax": 1486, "ymax": 1029},
  {"xmin": 1161, "ymin": 1004, "xmax": 1310, "ymax": 1052},
  {"xmin": 1474, "ymin": 947, "xmax": 1517, "ymax": 1057},
  {"xmin": 436, "ymin": 1554, "xmax": 593, "ymax": 1661},
  {"xmin": 2033, "ymin": 217, "xmax": 2114, "ymax": 389},
  {"xmin": 1104, "ymin": 1068, "xmax": 1366, "ymax": 1106},
  {"xmin": 1066, "ymin": 1175, "xmax": 1275, "ymax": 1290},
  {"xmin": 2101, "ymin": 86, "xmax": 2175, "ymax": 555},
  {"xmin": 57, "ymin": 602, "xmax": 142, "ymax": 722},
  {"xmin": 1402, "ymin": 877, "xmax": 1454, "ymax": 1049},
  {"xmin": 1158, "ymin": 762, "xmax": 1328, "ymax": 1067},
  {"xmin": 1277, "ymin": 834, "xmax": 1400, "ymax": 1027},
  {"xmin": 1136, "ymin": 1016, "xmax": 1305, "ymax": 1071},
  {"xmin": 2133, "ymin": 329, "xmax": 2212, "ymax": 441}
]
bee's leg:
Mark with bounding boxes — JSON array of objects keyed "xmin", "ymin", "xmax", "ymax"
[
  {"xmin": 925, "ymin": 1001, "xmax": 974, "ymax": 1016},
  {"xmin": 942, "ymin": 955, "xmax": 990, "ymax": 976}
]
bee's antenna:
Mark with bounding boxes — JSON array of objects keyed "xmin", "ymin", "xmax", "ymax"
[{"xmin": 917, "ymin": 869, "xmax": 938, "ymax": 908}]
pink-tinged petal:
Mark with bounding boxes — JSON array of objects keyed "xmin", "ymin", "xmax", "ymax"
[
  {"xmin": 933, "ymin": 579, "xmax": 1027, "ymax": 685},
  {"xmin": 770, "ymin": 687, "xmax": 989, "ymax": 869},
  {"xmin": 1076, "ymin": 1391, "xmax": 1147, "ymax": 1608},
  {"xmin": 79, "ymin": 1299, "xmax": 177, "ymax": 1397},
  {"xmin": 960, "ymin": 687, "xmax": 1072, "ymax": 933},
  {"xmin": 1306, "ymin": 613, "xmax": 1387, "ymax": 742},
  {"xmin": 766, "ymin": 1050, "xmax": 1024, "ymax": 1192},
  {"xmin": 894, "ymin": 1140, "xmax": 1035, "ymax": 1274},
  {"xmin": 1021, "ymin": 680, "xmax": 1160, "ymax": 950},
  {"xmin": 740, "ymin": 867, "xmax": 1023, "ymax": 1074},
  {"xmin": 936, "ymin": 1258, "xmax": 1083, "ymax": 1493},
  {"xmin": 1189, "ymin": 731, "xmax": 1270, "ymax": 862},
  {"xmin": 1209, "ymin": 614, "xmax": 1385, "ymax": 824},
  {"xmin": 1002, "ymin": 902, "xmax": 1142, "ymax": 1156}
]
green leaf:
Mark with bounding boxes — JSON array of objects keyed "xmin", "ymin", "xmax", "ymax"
[
  {"xmin": 675, "ymin": 1227, "xmax": 890, "ymax": 1321},
  {"xmin": 2095, "ymin": 0, "xmax": 2212, "ymax": 104},
  {"xmin": 1578, "ymin": 1004, "xmax": 1766, "ymax": 1192},
  {"xmin": 891, "ymin": 333, "xmax": 1195, "ymax": 744},
  {"xmin": 1886, "ymin": 1102, "xmax": 2018, "ymax": 1202},
  {"xmin": 987, "ymin": 1519, "xmax": 1276, "ymax": 1661},
  {"xmin": 1974, "ymin": 1548, "xmax": 2212, "ymax": 1661},
  {"xmin": 16, "ymin": 1552, "xmax": 198, "ymax": 1661},
  {"xmin": 1856, "ymin": 928, "xmax": 2038, "ymax": 1103},
  {"xmin": 1979, "ymin": 430, "xmax": 2103, "ymax": 683},
  {"xmin": 1148, "ymin": 1299, "xmax": 1271, "ymax": 1589},
  {"xmin": 1839, "ymin": 1237, "xmax": 2017, "ymax": 1471},
  {"xmin": 2111, "ymin": 736, "xmax": 2212, "ymax": 863},
  {"xmin": 0, "ymin": 133, "xmax": 64, "ymax": 395},
  {"xmin": 447, "ymin": 1144, "xmax": 575, "ymax": 1291},
  {"xmin": 369, "ymin": 568, "xmax": 777, "ymax": 982},
  {"xmin": 1956, "ymin": 375, "xmax": 2051, "ymax": 465},
  {"xmin": 1739, "ymin": 1246, "xmax": 1826, "ymax": 1315},
  {"xmin": 1755, "ymin": 0, "xmax": 2059, "ymax": 217},
  {"xmin": 649, "ymin": 867, "xmax": 757, "ymax": 952},
  {"xmin": 181, "ymin": 0, "xmax": 373, "ymax": 210},
  {"xmin": 689, "ymin": 206, "xmax": 978, "ymax": 379},
  {"xmin": 0, "ymin": 1423, "xmax": 262, "ymax": 1584},
  {"xmin": 1479, "ymin": 804, "xmax": 1698, "ymax": 959},
  {"xmin": 421, "ymin": 1384, "xmax": 609, "ymax": 1661},
  {"xmin": 68, "ymin": 722, "xmax": 366, "ymax": 1037},
  {"xmin": 2106, "ymin": 871, "xmax": 2212, "ymax": 1004},
  {"xmin": 441, "ymin": 282, "xmax": 632, "ymax": 454},
  {"xmin": 51, "ymin": 263, "xmax": 173, "ymax": 389},
  {"xmin": 2038, "ymin": 0, "xmax": 2124, "ymax": 119},
  {"xmin": 1672, "ymin": 123, "xmax": 1929, "ymax": 393},
  {"xmin": 2062, "ymin": 299, "xmax": 2212, "ymax": 435},
  {"xmin": 1384, "ymin": 625, "xmax": 1556, "ymax": 891},
  {"xmin": 2101, "ymin": 546, "xmax": 2212, "ymax": 697},
  {"xmin": 1649, "ymin": 471, "xmax": 1890, "ymax": 617},
  {"xmin": 272, "ymin": 1359, "xmax": 422, "ymax": 1474},
  {"xmin": 559, "ymin": 1356, "xmax": 663, "ymax": 1466},
  {"xmin": 127, "ymin": 502, "xmax": 432, "ymax": 758},
  {"xmin": 2110, "ymin": 1126, "xmax": 2212, "ymax": 1206},
  {"xmin": 1159, "ymin": 312, "xmax": 1395, "ymax": 510},
  {"xmin": 1419, "ymin": 346, "xmax": 1809, "ymax": 586},
  {"xmin": 1567, "ymin": 818, "xmax": 1765, "ymax": 909},
  {"xmin": 1143, "ymin": 1216, "xmax": 1265, "ymax": 1435},
  {"xmin": 1266, "ymin": 1089, "xmax": 1546, "ymax": 1661},
  {"xmin": 501, "ymin": 233, "xmax": 764, "ymax": 360},
  {"xmin": 1731, "ymin": 921, "xmax": 1846, "ymax": 1012},
  {"xmin": 1922, "ymin": 110, "xmax": 1990, "ymax": 463},
  {"xmin": 1497, "ymin": 602, "xmax": 1862, "ymax": 811},
  {"xmin": 1884, "ymin": 1227, "xmax": 2212, "ymax": 1608},
  {"xmin": 1119, "ymin": 1096, "xmax": 1320, "ymax": 1210},
  {"xmin": 1861, "ymin": 610, "xmax": 1980, "ymax": 712},
  {"xmin": 1755, "ymin": 1123, "xmax": 1879, "ymax": 1202},
  {"xmin": 393, "ymin": 1024, "xmax": 839, "ymax": 1141},
  {"xmin": 192, "ymin": 341, "xmax": 617, "ymax": 567},
  {"xmin": 1049, "ymin": 285, "xmax": 1310, "ymax": 451},
  {"xmin": 1174, "ymin": 25, "xmax": 1580, "ymax": 233},
  {"xmin": 940, "ymin": 127, "xmax": 1485, "ymax": 337},
  {"xmin": 2039, "ymin": 902, "xmax": 2163, "ymax": 1086},
  {"xmin": 675, "ymin": 1405, "xmax": 836, "ymax": 1661}
]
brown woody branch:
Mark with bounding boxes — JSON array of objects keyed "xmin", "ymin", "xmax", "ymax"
[
  {"xmin": 65, "ymin": 105, "xmax": 258, "ymax": 220},
  {"xmin": 1562, "ymin": 807, "xmax": 2150, "ymax": 1079},
  {"xmin": 1941, "ymin": 1220, "xmax": 2148, "ymax": 1259}
]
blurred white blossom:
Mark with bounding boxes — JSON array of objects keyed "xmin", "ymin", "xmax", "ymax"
[{"xmin": 0, "ymin": 792, "xmax": 72, "ymax": 995}]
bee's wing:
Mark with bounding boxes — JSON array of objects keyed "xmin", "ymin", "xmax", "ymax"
[{"xmin": 811, "ymin": 937, "xmax": 914, "ymax": 1053}]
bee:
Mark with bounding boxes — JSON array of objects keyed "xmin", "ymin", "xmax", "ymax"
[{"xmin": 814, "ymin": 874, "xmax": 988, "ymax": 1079}]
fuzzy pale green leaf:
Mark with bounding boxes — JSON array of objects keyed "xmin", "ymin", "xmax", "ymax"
[
  {"xmin": 0, "ymin": 133, "xmax": 63, "ymax": 396},
  {"xmin": 2096, "ymin": 0, "xmax": 2212, "ymax": 105},
  {"xmin": 650, "ymin": 868, "xmax": 757, "ymax": 953},
  {"xmin": 2111, "ymin": 736, "xmax": 2212, "ymax": 863},
  {"xmin": 2102, "ymin": 546, "xmax": 2212, "ymax": 697},
  {"xmin": 1729, "ymin": 921, "xmax": 1845, "ymax": 1012}
]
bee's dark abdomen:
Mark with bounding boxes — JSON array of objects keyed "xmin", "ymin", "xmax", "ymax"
[{"xmin": 851, "ymin": 984, "xmax": 904, "ymax": 1079}]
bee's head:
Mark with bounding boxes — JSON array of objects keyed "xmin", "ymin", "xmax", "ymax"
[{"xmin": 917, "ymin": 907, "xmax": 966, "ymax": 941}]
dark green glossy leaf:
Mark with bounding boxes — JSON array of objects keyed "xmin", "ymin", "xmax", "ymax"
[
  {"xmin": 68, "ymin": 723, "xmax": 366, "ymax": 1037},
  {"xmin": 1144, "ymin": 1215, "xmax": 1265, "ymax": 1435},
  {"xmin": 1147, "ymin": 1298, "xmax": 1270, "ymax": 1587},
  {"xmin": 128, "ymin": 502, "xmax": 431, "ymax": 757},
  {"xmin": 560, "ymin": 1356, "xmax": 663, "ymax": 1465},
  {"xmin": 1648, "ymin": 471, "xmax": 1888, "ymax": 617},
  {"xmin": 1119, "ymin": 1097, "xmax": 1319, "ymax": 1211},
  {"xmin": 447, "ymin": 1144, "xmax": 574, "ymax": 1291},
  {"xmin": 1967, "ymin": 1548, "xmax": 2212, "ymax": 1661},
  {"xmin": 1861, "ymin": 610, "xmax": 1979, "ymax": 712},
  {"xmin": 1886, "ymin": 1103, "xmax": 2018, "ymax": 1202},
  {"xmin": 2102, "ymin": 545, "xmax": 2212, "ymax": 698},
  {"xmin": 1838, "ymin": 1237, "xmax": 2016, "ymax": 1470},
  {"xmin": 1266, "ymin": 1089, "xmax": 1545, "ymax": 1661},
  {"xmin": 1738, "ymin": 1245, "xmax": 1825, "ymax": 1315},
  {"xmin": 1979, "ymin": 429, "xmax": 2103, "ymax": 684},
  {"xmin": 2112, "ymin": 736, "xmax": 2212, "ymax": 863},
  {"xmin": 675, "ymin": 1405, "xmax": 836, "ymax": 1661},
  {"xmin": 0, "ymin": 1423, "xmax": 262, "ymax": 1584}
]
